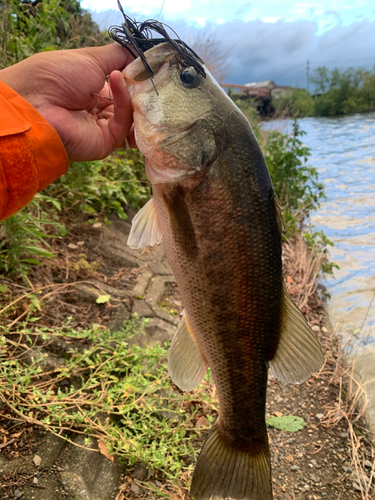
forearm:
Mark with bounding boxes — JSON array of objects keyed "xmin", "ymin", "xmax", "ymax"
[{"xmin": 0, "ymin": 79, "xmax": 69, "ymax": 221}]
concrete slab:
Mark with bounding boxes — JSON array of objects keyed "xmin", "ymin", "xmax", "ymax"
[{"xmin": 352, "ymin": 345, "xmax": 375, "ymax": 439}]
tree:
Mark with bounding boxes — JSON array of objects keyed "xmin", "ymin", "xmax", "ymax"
[
  {"xmin": 310, "ymin": 66, "xmax": 330, "ymax": 94},
  {"xmin": 0, "ymin": 0, "xmax": 109, "ymax": 69},
  {"xmin": 188, "ymin": 31, "xmax": 232, "ymax": 84}
]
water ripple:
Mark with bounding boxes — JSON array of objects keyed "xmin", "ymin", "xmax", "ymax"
[{"xmin": 262, "ymin": 112, "xmax": 375, "ymax": 340}]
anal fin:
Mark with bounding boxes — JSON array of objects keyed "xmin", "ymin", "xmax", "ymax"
[
  {"xmin": 269, "ymin": 288, "xmax": 324, "ymax": 384},
  {"xmin": 167, "ymin": 311, "xmax": 208, "ymax": 392},
  {"xmin": 127, "ymin": 198, "xmax": 163, "ymax": 249}
]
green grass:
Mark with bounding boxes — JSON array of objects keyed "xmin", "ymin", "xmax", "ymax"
[{"xmin": 0, "ymin": 318, "xmax": 217, "ymax": 479}]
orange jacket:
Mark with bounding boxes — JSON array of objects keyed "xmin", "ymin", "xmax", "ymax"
[{"xmin": 0, "ymin": 81, "xmax": 69, "ymax": 222}]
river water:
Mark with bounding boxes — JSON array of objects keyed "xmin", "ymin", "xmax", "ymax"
[{"xmin": 262, "ymin": 112, "xmax": 375, "ymax": 346}]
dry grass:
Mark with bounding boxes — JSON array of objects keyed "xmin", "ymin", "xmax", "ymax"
[
  {"xmin": 319, "ymin": 327, "xmax": 375, "ymax": 499},
  {"xmin": 284, "ymin": 233, "xmax": 375, "ymax": 500},
  {"xmin": 282, "ymin": 235, "xmax": 327, "ymax": 311}
]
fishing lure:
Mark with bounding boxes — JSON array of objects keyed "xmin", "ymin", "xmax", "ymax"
[{"xmin": 108, "ymin": 0, "xmax": 206, "ymax": 93}]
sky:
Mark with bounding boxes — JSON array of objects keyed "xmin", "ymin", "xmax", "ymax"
[{"xmin": 82, "ymin": 0, "xmax": 375, "ymax": 88}]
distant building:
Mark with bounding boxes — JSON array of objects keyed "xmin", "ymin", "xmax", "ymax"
[
  {"xmin": 244, "ymin": 80, "xmax": 276, "ymax": 90},
  {"xmin": 271, "ymin": 86, "xmax": 294, "ymax": 99}
]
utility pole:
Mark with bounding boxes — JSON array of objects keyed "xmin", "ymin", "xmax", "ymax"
[{"xmin": 307, "ymin": 60, "xmax": 310, "ymax": 93}]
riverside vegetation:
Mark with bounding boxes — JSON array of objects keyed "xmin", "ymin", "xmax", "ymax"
[
  {"xmin": 1, "ymin": 2, "xmax": 374, "ymax": 499},
  {"xmin": 274, "ymin": 66, "xmax": 375, "ymax": 118}
]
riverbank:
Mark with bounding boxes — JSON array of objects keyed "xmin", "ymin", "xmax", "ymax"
[{"xmin": 1, "ymin": 216, "xmax": 374, "ymax": 500}]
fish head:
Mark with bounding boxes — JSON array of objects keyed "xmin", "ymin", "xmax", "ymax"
[{"xmin": 123, "ymin": 43, "xmax": 234, "ymax": 183}]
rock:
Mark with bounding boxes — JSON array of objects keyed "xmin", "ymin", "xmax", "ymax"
[
  {"xmin": 132, "ymin": 462, "xmax": 148, "ymax": 480},
  {"xmin": 33, "ymin": 477, "xmax": 38, "ymax": 485},
  {"xmin": 132, "ymin": 299, "xmax": 155, "ymax": 318},
  {"xmin": 60, "ymin": 436, "xmax": 125, "ymax": 500},
  {"xmin": 33, "ymin": 455, "xmax": 42, "ymax": 467},
  {"xmin": 315, "ymin": 413, "xmax": 324, "ymax": 420},
  {"xmin": 107, "ymin": 217, "xmax": 132, "ymax": 236},
  {"xmin": 127, "ymin": 318, "xmax": 175, "ymax": 347},
  {"xmin": 145, "ymin": 299, "xmax": 179, "ymax": 326},
  {"xmin": 143, "ymin": 318, "xmax": 175, "ymax": 345},
  {"xmin": 148, "ymin": 261, "xmax": 172, "ymax": 276},
  {"xmin": 74, "ymin": 285, "xmax": 100, "ymax": 303},
  {"xmin": 131, "ymin": 268, "xmax": 153, "ymax": 298},
  {"xmin": 14, "ymin": 490, "xmax": 23, "ymax": 499},
  {"xmin": 35, "ymin": 432, "xmax": 66, "ymax": 468},
  {"xmin": 311, "ymin": 325, "xmax": 320, "ymax": 332},
  {"xmin": 91, "ymin": 238, "xmax": 141, "ymax": 268},
  {"xmin": 109, "ymin": 305, "xmax": 131, "ymax": 332},
  {"xmin": 130, "ymin": 481, "xmax": 141, "ymax": 494},
  {"xmin": 365, "ymin": 460, "xmax": 373, "ymax": 468},
  {"xmin": 321, "ymin": 326, "xmax": 328, "ymax": 333},
  {"xmin": 353, "ymin": 482, "xmax": 361, "ymax": 491},
  {"xmin": 148, "ymin": 276, "xmax": 171, "ymax": 304},
  {"xmin": 290, "ymin": 465, "xmax": 300, "ymax": 472},
  {"xmin": 341, "ymin": 432, "xmax": 349, "ymax": 438}
]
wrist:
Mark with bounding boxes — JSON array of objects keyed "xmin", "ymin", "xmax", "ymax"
[{"xmin": 0, "ymin": 57, "xmax": 40, "ymax": 106}]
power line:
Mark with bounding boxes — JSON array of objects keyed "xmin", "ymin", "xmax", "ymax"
[{"xmin": 307, "ymin": 60, "xmax": 310, "ymax": 92}]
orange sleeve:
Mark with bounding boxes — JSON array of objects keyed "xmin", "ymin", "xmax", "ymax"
[{"xmin": 0, "ymin": 81, "xmax": 69, "ymax": 221}]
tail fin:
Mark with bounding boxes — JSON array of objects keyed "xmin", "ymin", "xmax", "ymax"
[{"xmin": 190, "ymin": 421, "xmax": 272, "ymax": 500}]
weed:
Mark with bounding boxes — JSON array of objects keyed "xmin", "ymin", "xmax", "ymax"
[
  {"xmin": 0, "ymin": 194, "xmax": 65, "ymax": 277},
  {"xmin": 264, "ymin": 121, "xmax": 325, "ymax": 237},
  {"xmin": 0, "ymin": 320, "xmax": 217, "ymax": 478},
  {"xmin": 45, "ymin": 150, "xmax": 150, "ymax": 220},
  {"xmin": 73, "ymin": 254, "xmax": 99, "ymax": 276}
]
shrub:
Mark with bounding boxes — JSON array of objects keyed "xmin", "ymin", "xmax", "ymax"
[
  {"xmin": 263, "ymin": 121, "xmax": 325, "ymax": 237},
  {"xmin": 45, "ymin": 149, "xmax": 150, "ymax": 220}
]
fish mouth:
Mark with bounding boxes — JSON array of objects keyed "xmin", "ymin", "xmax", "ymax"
[{"xmin": 123, "ymin": 43, "xmax": 176, "ymax": 97}]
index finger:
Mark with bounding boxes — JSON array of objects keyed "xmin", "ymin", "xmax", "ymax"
[{"xmin": 85, "ymin": 44, "xmax": 135, "ymax": 76}]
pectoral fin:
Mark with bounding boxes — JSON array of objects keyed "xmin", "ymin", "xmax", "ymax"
[
  {"xmin": 269, "ymin": 288, "xmax": 324, "ymax": 384},
  {"xmin": 127, "ymin": 198, "xmax": 163, "ymax": 249},
  {"xmin": 168, "ymin": 312, "xmax": 208, "ymax": 392},
  {"xmin": 164, "ymin": 186, "xmax": 198, "ymax": 257}
]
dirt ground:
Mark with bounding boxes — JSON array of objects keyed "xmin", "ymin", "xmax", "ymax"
[{"xmin": 1, "ymin": 220, "xmax": 374, "ymax": 500}]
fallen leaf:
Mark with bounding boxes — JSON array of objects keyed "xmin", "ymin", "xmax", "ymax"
[
  {"xmin": 96, "ymin": 294, "xmax": 111, "ymax": 304},
  {"xmin": 194, "ymin": 417, "xmax": 206, "ymax": 429},
  {"xmin": 98, "ymin": 439, "xmax": 114, "ymax": 464},
  {"xmin": 93, "ymin": 222, "xmax": 102, "ymax": 228},
  {"xmin": 77, "ymin": 241, "xmax": 84, "ymax": 246},
  {"xmin": 11, "ymin": 432, "xmax": 23, "ymax": 438},
  {"xmin": 68, "ymin": 243, "xmax": 78, "ymax": 250},
  {"xmin": 274, "ymin": 411, "xmax": 283, "ymax": 417},
  {"xmin": 33, "ymin": 455, "xmax": 42, "ymax": 466},
  {"xmin": 266, "ymin": 415, "xmax": 306, "ymax": 432}
]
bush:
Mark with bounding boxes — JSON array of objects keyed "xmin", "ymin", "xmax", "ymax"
[
  {"xmin": 45, "ymin": 149, "xmax": 150, "ymax": 220},
  {"xmin": 273, "ymin": 88, "xmax": 314, "ymax": 118},
  {"xmin": 0, "ymin": 194, "xmax": 65, "ymax": 276},
  {"xmin": 0, "ymin": 0, "xmax": 109, "ymax": 68},
  {"xmin": 263, "ymin": 121, "xmax": 325, "ymax": 237},
  {"xmin": 311, "ymin": 66, "xmax": 375, "ymax": 116}
]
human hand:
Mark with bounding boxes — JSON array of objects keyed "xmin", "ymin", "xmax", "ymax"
[{"xmin": 0, "ymin": 45, "xmax": 135, "ymax": 161}]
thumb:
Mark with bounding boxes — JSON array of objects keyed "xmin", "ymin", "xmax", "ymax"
[{"xmin": 108, "ymin": 70, "xmax": 133, "ymax": 147}]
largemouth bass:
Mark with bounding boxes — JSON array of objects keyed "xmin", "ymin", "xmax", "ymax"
[{"xmin": 123, "ymin": 43, "xmax": 324, "ymax": 500}]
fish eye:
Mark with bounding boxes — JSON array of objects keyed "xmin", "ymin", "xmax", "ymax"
[{"xmin": 180, "ymin": 67, "xmax": 200, "ymax": 88}]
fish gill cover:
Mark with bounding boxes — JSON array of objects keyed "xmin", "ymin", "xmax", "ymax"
[{"xmin": 108, "ymin": 0, "xmax": 206, "ymax": 93}]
